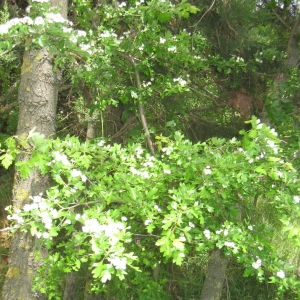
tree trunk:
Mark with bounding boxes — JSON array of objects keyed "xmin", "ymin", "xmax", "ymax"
[
  {"xmin": 2, "ymin": 1, "xmax": 67, "ymax": 299},
  {"xmin": 200, "ymin": 249, "xmax": 228, "ymax": 300},
  {"xmin": 286, "ymin": 15, "xmax": 300, "ymax": 69}
]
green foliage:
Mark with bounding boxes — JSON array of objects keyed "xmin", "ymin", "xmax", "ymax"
[
  {"xmin": 2, "ymin": 117, "xmax": 299, "ymax": 298},
  {"xmin": 1, "ymin": 0, "xmax": 299, "ymax": 299},
  {"xmin": 266, "ymin": 67, "xmax": 300, "ymax": 128}
]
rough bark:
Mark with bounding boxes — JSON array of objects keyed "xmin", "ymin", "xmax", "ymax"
[
  {"xmin": 2, "ymin": 1, "xmax": 67, "ymax": 299},
  {"xmin": 200, "ymin": 249, "xmax": 228, "ymax": 300},
  {"xmin": 286, "ymin": 15, "xmax": 300, "ymax": 69},
  {"xmin": 63, "ymin": 271, "xmax": 78, "ymax": 300}
]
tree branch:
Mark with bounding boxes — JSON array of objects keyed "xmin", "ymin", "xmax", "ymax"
[
  {"xmin": 192, "ymin": 0, "xmax": 216, "ymax": 28},
  {"xmin": 128, "ymin": 56, "xmax": 155, "ymax": 155}
]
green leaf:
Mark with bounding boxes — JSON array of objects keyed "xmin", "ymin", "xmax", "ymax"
[
  {"xmin": 0, "ymin": 152, "xmax": 13, "ymax": 169},
  {"xmin": 101, "ymin": 269, "xmax": 112, "ymax": 283},
  {"xmin": 173, "ymin": 238, "xmax": 185, "ymax": 251}
]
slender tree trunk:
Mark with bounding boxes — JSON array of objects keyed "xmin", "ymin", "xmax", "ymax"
[
  {"xmin": 2, "ymin": 1, "xmax": 67, "ymax": 299},
  {"xmin": 200, "ymin": 249, "xmax": 228, "ymax": 300},
  {"xmin": 131, "ymin": 58, "xmax": 155, "ymax": 155},
  {"xmin": 286, "ymin": 15, "xmax": 300, "ymax": 69},
  {"xmin": 63, "ymin": 271, "xmax": 78, "ymax": 300}
]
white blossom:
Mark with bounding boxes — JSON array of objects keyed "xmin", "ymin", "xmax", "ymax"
[
  {"xmin": 270, "ymin": 128, "xmax": 278, "ymax": 136},
  {"xmin": 194, "ymin": 55, "xmax": 202, "ymax": 59},
  {"xmin": 139, "ymin": 171, "xmax": 150, "ymax": 179},
  {"xmin": 163, "ymin": 169, "xmax": 171, "ymax": 174},
  {"xmin": 293, "ymin": 195, "xmax": 300, "ymax": 204},
  {"xmin": 34, "ymin": 16, "xmax": 45, "ymax": 25},
  {"xmin": 167, "ymin": 46, "xmax": 177, "ymax": 53},
  {"xmin": 135, "ymin": 0, "xmax": 145, "ymax": 6},
  {"xmin": 0, "ymin": 17, "xmax": 33, "ymax": 34},
  {"xmin": 76, "ymin": 30, "xmax": 87, "ymax": 37},
  {"xmin": 53, "ymin": 151, "xmax": 71, "ymax": 165},
  {"xmin": 97, "ymin": 140, "xmax": 106, "ymax": 147},
  {"xmin": 266, "ymin": 139, "xmax": 278, "ymax": 154},
  {"xmin": 135, "ymin": 147, "xmax": 144, "ymax": 158},
  {"xmin": 80, "ymin": 43, "xmax": 92, "ymax": 53},
  {"xmin": 108, "ymin": 256, "xmax": 127, "ymax": 270},
  {"xmin": 131, "ymin": 91, "xmax": 138, "ymax": 99},
  {"xmin": 81, "ymin": 174, "xmax": 87, "ymax": 182},
  {"xmin": 179, "ymin": 235, "xmax": 186, "ymax": 242},
  {"xmin": 45, "ymin": 12, "xmax": 67, "ymax": 23},
  {"xmin": 50, "ymin": 209, "xmax": 59, "ymax": 218},
  {"xmin": 203, "ymin": 229, "xmax": 211, "ymax": 239},
  {"xmin": 142, "ymin": 81, "xmax": 152, "ymax": 88},
  {"xmin": 143, "ymin": 161, "xmax": 154, "ymax": 167},
  {"xmin": 8, "ymin": 213, "xmax": 24, "ymax": 224},
  {"xmin": 276, "ymin": 270, "xmax": 285, "ymax": 279},
  {"xmin": 64, "ymin": 219, "xmax": 72, "ymax": 225},
  {"xmin": 188, "ymin": 222, "xmax": 195, "ymax": 228},
  {"xmin": 0, "ymin": 23, "xmax": 10, "ymax": 34},
  {"xmin": 101, "ymin": 270, "xmax": 111, "ymax": 283},
  {"xmin": 40, "ymin": 211, "xmax": 52, "ymax": 229},
  {"xmin": 224, "ymin": 241, "xmax": 236, "ymax": 249},
  {"xmin": 159, "ymin": 37, "xmax": 166, "ymax": 44},
  {"xmin": 154, "ymin": 204, "xmax": 162, "ymax": 212},
  {"xmin": 129, "ymin": 166, "xmax": 138, "ymax": 175},
  {"xmin": 21, "ymin": 16, "xmax": 33, "ymax": 25},
  {"xmin": 161, "ymin": 146, "xmax": 173, "ymax": 155},
  {"xmin": 100, "ymin": 30, "xmax": 117, "ymax": 39},
  {"xmin": 173, "ymin": 77, "xmax": 187, "ymax": 87},
  {"xmin": 203, "ymin": 166, "xmax": 212, "ymax": 175},
  {"xmin": 103, "ymin": 222, "xmax": 125, "ymax": 238},
  {"xmin": 23, "ymin": 203, "xmax": 38, "ymax": 212},
  {"xmin": 82, "ymin": 218, "xmax": 102, "ymax": 234},
  {"xmin": 119, "ymin": 1, "xmax": 127, "ymax": 7},
  {"xmin": 36, "ymin": 232, "xmax": 42, "ymax": 238},
  {"xmin": 70, "ymin": 169, "xmax": 87, "ymax": 182},
  {"xmin": 252, "ymin": 258, "xmax": 262, "ymax": 269},
  {"xmin": 71, "ymin": 169, "xmax": 82, "ymax": 177},
  {"xmin": 62, "ymin": 26, "xmax": 72, "ymax": 33},
  {"xmin": 42, "ymin": 232, "xmax": 50, "ymax": 239},
  {"xmin": 144, "ymin": 219, "xmax": 152, "ymax": 225},
  {"xmin": 70, "ymin": 188, "xmax": 77, "ymax": 194},
  {"xmin": 75, "ymin": 213, "xmax": 81, "ymax": 220}
]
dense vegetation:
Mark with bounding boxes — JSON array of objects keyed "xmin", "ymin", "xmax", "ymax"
[{"xmin": 0, "ymin": 0, "xmax": 299, "ymax": 299}]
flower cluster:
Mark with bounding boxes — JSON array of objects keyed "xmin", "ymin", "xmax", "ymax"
[
  {"xmin": 70, "ymin": 168, "xmax": 87, "ymax": 182},
  {"xmin": 252, "ymin": 258, "xmax": 262, "ymax": 269},
  {"xmin": 173, "ymin": 77, "xmax": 187, "ymax": 87},
  {"xmin": 129, "ymin": 166, "xmax": 150, "ymax": 179},
  {"xmin": 203, "ymin": 165, "xmax": 212, "ymax": 175},
  {"xmin": 52, "ymin": 151, "xmax": 71, "ymax": 166},
  {"xmin": 82, "ymin": 217, "xmax": 126, "ymax": 245},
  {"xmin": 0, "ymin": 11, "xmax": 68, "ymax": 35},
  {"xmin": 167, "ymin": 46, "xmax": 177, "ymax": 53}
]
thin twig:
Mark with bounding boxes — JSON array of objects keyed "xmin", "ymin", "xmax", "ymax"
[
  {"xmin": 0, "ymin": 226, "xmax": 17, "ymax": 232},
  {"xmin": 271, "ymin": 8, "xmax": 290, "ymax": 29},
  {"xmin": 192, "ymin": 0, "xmax": 216, "ymax": 28},
  {"xmin": 129, "ymin": 57, "xmax": 155, "ymax": 155},
  {"xmin": 116, "ymin": 51, "xmax": 155, "ymax": 154}
]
